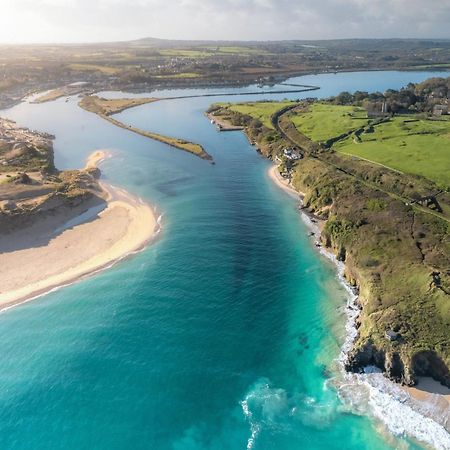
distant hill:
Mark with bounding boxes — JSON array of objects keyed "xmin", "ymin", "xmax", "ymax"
[{"xmin": 127, "ymin": 36, "xmax": 450, "ymax": 50}]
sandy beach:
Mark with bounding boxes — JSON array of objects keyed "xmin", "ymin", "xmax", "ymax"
[
  {"xmin": 85, "ymin": 149, "xmax": 111, "ymax": 169},
  {"xmin": 406, "ymin": 377, "xmax": 450, "ymax": 403},
  {"xmin": 404, "ymin": 377, "xmax": 450, "ymax": 431},
  {"xmin": 206, "ymin": 112, "xmax": 245, "ymax": 131},
  {"xmin": 0, "ymin": 150, "xmax": 159, "ymax": 310},
  {"xmin": 267, "ymin": 165, "xmax": 303, "ymax": 198}
]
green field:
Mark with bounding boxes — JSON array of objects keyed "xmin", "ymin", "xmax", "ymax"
[
  {"xmin": 205, "ymin": 46, "xmax": 270, "ymax": 55},
  {"xmin": 158, "ymin": 49, "xmax": 210, "ymax": 58},
  {"xmin": 224, "ymin": 101, "xmax": 297, "ymax": 129},
  {"xmin": 68, "ymin": 63, "xmax": 121, "ymax": 74},
  {"xmin": 291, "ymin": 103, "xmax": 370, "ymax": 142},
  {"xmin": 154, "ymin": 72, "xmax": 200, "ymax": 79},
  {"xmin": 159, "ymin": 46, "xmax": 269, "ymax": 58},
  {"xmin": 335, "ymin": 116, "xmax": 450, "ymax": 187}
]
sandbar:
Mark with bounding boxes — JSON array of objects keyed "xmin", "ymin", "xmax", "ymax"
[{"xmin": 0, "ymin": 150, "xmax": 159, "ymax": 310}]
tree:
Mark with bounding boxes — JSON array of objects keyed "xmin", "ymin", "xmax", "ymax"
[{"xmin": 334, "ymin": 91, "xmax": 353, "ymax": 105}]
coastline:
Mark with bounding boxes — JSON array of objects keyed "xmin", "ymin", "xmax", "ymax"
[
  {"xmin": 267, "ymin": 165, "xmax": 303, "ymax": 199},
  {"xmin": 0, "ymin": 150, "xmax": 160, "ymax": 311},
  {"xmin": 406, "ymin": 377, "xmax": 450, "ymax": 402},
  {"xmin": 267, "ymin": 161, "xmax": 450, "ymax": 446},
  {"xmin": 1, "ymin": 71, "xmax": 449, "ymax": 448},
  {"xmin": 206, "ymin": 112, "xmax": 245, "ymax": 131}
]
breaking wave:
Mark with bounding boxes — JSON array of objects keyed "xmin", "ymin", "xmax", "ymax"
[{"xmin": 240, "ymin": 378, "xmax": 339, "ymax": 449}]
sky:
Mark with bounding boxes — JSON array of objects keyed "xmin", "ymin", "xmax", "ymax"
[{"xmin": 0, "ymin": 0, "xmax": 449, "ymax": 44}]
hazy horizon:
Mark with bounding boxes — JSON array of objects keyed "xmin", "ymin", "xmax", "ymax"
[
  {"xmin": 1, "ymin": 0, "xmax": 449, "ymax": 44},
  {"xmin": 2, "ymin": 35, "xmax": 450, "ymax": 47}
]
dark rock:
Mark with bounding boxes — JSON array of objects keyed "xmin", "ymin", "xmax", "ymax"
[
  {"xmin": 86, "ymin": 167, "xmax": 101, "ymax": 179},
  {"xmin": 14, "ymin": 172, "xmax": 32, "ymax": 184},
  {"xmin": 385, "ymin": 330, "xmax": 400, "ymax": 341},
  {"xmin": 345, "ymin": 342, "xmax": 386, "ymax": 374},
  {"xmin": 2, "ymin": 200, "xmax": 17, "ymax": 211},
  {"xmin": 411, "ymin": 351, "xmax": 450, "ymax": 388}
]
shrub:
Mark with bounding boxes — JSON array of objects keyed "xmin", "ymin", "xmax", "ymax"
[{"xmin": 366, "ymin": 198, "xmax": 387, "ymax": 212}]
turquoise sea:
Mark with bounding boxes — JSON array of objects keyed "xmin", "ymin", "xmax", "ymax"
[{"xmin": 1, "ymin": 71, "xmax": 449, "ymax": 449}]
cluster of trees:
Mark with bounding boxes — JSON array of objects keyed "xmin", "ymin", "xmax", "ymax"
[{"xmin": 331, "ymin": 77, "xmax": 450, "ymax": 113}]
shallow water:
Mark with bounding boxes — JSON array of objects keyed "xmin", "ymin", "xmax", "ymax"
[{"xmin": 1, "ymin": 71, "xmax": 448, "ymax": 449}]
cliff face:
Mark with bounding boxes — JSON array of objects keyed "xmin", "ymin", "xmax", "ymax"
[{"xmin": 290, "ymin": 156, "xmax": 450, "ymax": 388}]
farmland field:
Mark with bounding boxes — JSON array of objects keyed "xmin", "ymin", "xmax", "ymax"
[
  {"xmin": 290, "ymin": 103, "xmax": 370, "ymax": 142},
  {"xmin": 334, "ymin": 116, "xmax": 450, "ymax": 186},
  {"xmin": 68, "ymin": 63, "xmax": 121, "ymax": 74},
  {"xmin": 223, "ymin": 101, "xmax": 297, "ymax": 129},
  {"xmin": 158, "ymin": 49, "xmax": 211, "ymax": 57}
]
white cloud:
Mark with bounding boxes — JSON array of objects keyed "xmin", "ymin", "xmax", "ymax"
[{"xmin": 0, "ymin": 0, "xmax": 448, "ymax": 43}]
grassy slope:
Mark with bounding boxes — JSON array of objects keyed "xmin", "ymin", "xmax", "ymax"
[
  {"xmin": 291, "ymin": 157, "xmax": 450, "ymax": 381},
  {"xmin": 335, "ymin": 116, "xmax": 450, "ymax": 187},
  {"xmin": 290, "ymin": 103, "xmax": 370, "ymax": 142}
]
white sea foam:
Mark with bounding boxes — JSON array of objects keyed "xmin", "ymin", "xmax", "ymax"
[
  {"xmin": 241, "ymin": 400, "xmax": 260, "ymax": 450},
  {"xmin": 334, "ymin": 270, "xmax": 450, "ymax": 448},
  {"xmin": 332, "ymin": 265, "xmax": 450, "ymax": 449},
  {"xmin": 338, "ymin": 372, "xmax": 450, "ymax": 449},
  {"xmin": 240, "ymin": 380, "xmax": 292, "ymax": 449},
  {"xmin": 240, "ymin": 378, "xmax": 341, "ymax": 448},
  {"xmin": 240, "ymin": 384, "xmax": 263, "ymax": 449},
  {"xmin": 156, "ymin": 212, "xmax": 164, "ymax": 231}
]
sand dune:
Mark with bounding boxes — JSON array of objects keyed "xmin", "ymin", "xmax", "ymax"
[{"xmin": 0, "ymin": 151, "xmax": 159, "ymax": 310}]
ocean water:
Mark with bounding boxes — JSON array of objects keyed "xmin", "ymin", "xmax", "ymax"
[{"xmin": 0, "ymin": 71, "xmax": 448, "ymax": 449}]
